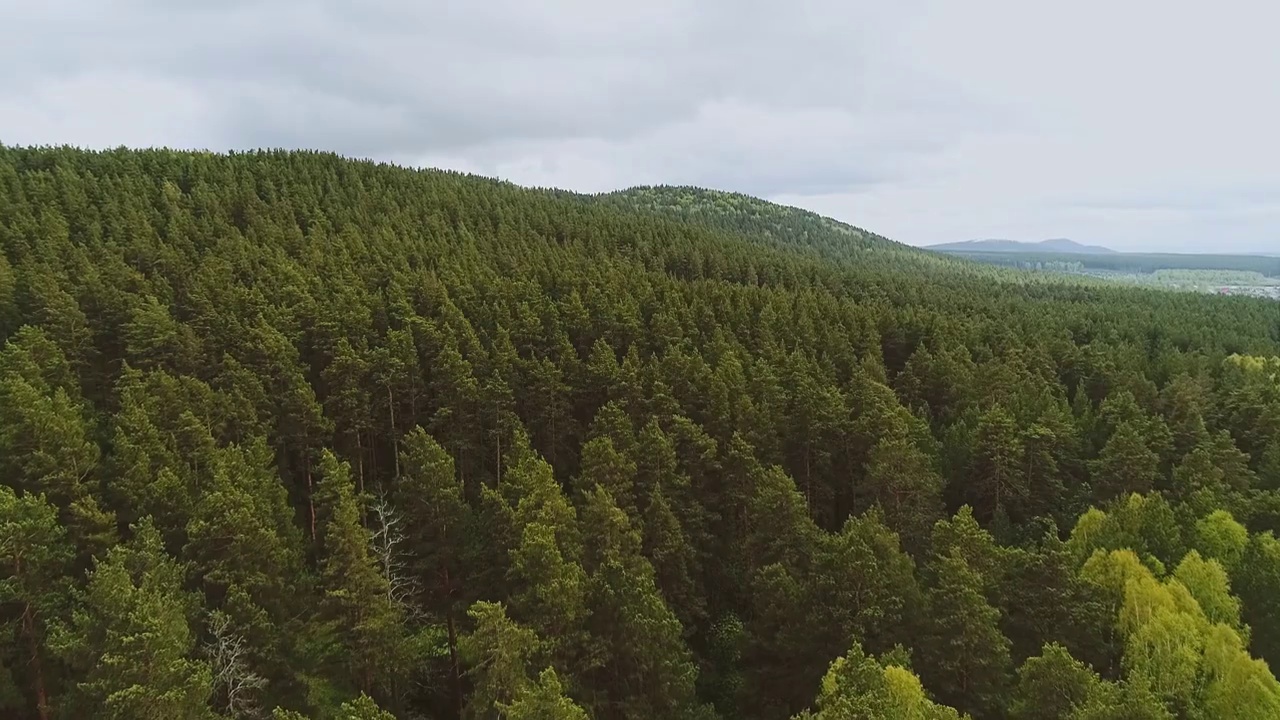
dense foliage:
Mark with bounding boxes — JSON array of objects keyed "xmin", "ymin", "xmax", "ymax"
[{"xmin": 3, "ymin": 146, "xmax": 1280, "ymax": 719}]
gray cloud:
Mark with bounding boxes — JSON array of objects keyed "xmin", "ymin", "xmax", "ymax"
[
  {"xmin": 0, "ymin": 0, "xmax": 994, "ymax": 193},
  {"xmin": 2, "ymin": 0, "xmax": 1277, "ymax": 252}
]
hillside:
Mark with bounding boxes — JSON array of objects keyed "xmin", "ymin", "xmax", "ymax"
[
  {"xmin": 927, "ymin": 238, "xmax": 1116, "ymax": 254},
  {"xmin": 3, "ymin": 146, "xmax": 1280, "ymax": 719},
  {"xmin": 597, "ymin": 185, "xmax": 905, "ymax": 254}
]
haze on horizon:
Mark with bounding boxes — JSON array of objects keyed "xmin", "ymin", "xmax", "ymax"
[{"xmin": 2, "ymin": 0, "xmax": 1276, "ymax": 255}]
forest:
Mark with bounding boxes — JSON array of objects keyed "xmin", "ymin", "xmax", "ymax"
[{"xmin": 3, "ymin": 146, "xmax": 1280, "ymax": 719}]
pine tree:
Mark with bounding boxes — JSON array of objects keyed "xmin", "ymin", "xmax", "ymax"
[
  {"xmin": 499, "ymin": 668, "xmax": 590, "ymax": 720},
  {"xmin": 918, "ymin": 552, "xmax": 1012, "ymax": 718},
  {"xmin": 641, "ymin": 484, "xmax": 705, "ymax": 631},
  {"xmin": 1235, "ymin": 532, "xmax": 1280, "ymax": 667},
  {"xmin": 395, "ymin": 426, "xmax": 471, "ymax": 714},
  {"xmin": 575, "ymin": 435, "xmax": 637, "ymax": 519},
  {"xmin": 458, "ymin": 601, "xmax": 541, "ymax": 720},
  {"xmin": 579, "ymin": 486, "xmax": 702, "ymax": 718},
  {"xmin": 59, "ymin": 519, "xmax": 216, "ymax": 719},
  {"xmin": 500, "ymin": 438, "xmax": 589, "ymax": 671},
  {"xmin": 862, "ymin": 433, "xmax": 944, "ymax": 556},
  {"xmin": 339, "ymin": 693, "xmax": 399, "ymax": 720},
  {"xmin": 1091, "ymin": 421, "xmax": 1161, "ymax": 502},
  {"xmin": 0, "ymin": 346, "xmax": 114, "ymax": 559},
  {"xmin": 964, "ymin": 405, "xmax": 1028, "ymax": 523},
  {"xmin": 0, "ymin": 487, "xmax": 74, "ymax": 720},
  {"xmin": 313, "ymin": 451, "xmax": 404, "ymax": 697},
  {"xmin": 184, "ymin": 440, "xmax": 306, "ymax": 616}
]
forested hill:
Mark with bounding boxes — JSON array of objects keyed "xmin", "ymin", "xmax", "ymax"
[
  {"xmin": 595, "ymin": 185, "xmax": 903, "ymax": 254},
  {"xmin": 4, "ymin": 146, "xmax": 1280, "ymax": 719},
  {"xmin": 595, "ymin": 185, "xmax": 990, "ymax": 273}
]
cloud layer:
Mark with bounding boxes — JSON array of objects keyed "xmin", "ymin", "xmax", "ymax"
[{"xmin": 2, "ymin": 0, "xmax": 1277, "ymax": 252}]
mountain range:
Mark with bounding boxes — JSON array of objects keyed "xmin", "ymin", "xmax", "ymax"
[{"xmin": 925, "ymin": 238, "xmax": 1116, "ymax": 254}]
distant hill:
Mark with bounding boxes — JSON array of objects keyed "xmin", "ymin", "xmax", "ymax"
[
  {"xmin": 926, "ymin": 238, "xmax": 1116, "ymax": 254},
  {"xmin": 594, "ymin": 185, "xmax": 967, "ymax": 271},
  {"xmin": 596, "ymin": 185, "xmax": 902, "ymax": 253}
]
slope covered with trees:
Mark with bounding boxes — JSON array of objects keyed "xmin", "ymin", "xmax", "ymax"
[{"xmin": 3, "ymin": 146, "xmax": 1280, "ymax": 718}]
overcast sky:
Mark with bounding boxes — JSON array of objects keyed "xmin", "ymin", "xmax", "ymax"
[{"xmin": 3, "ymin": 1, "xmax": 1277, "ymax": 253}]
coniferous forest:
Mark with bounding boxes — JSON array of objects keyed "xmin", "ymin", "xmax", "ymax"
[{"xmin": 5, "ymin": 146, "xmax": 1280, "ymax": 719}]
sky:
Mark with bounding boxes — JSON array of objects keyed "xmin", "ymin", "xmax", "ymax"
[{"xmin": 2, "ymin": 0, "xmax": 1277, "ymax": 254}]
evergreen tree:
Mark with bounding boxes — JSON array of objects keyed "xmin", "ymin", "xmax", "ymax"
[
  {"xmin": 862, "ymin": 434, "xmax": 944, "ymax": 556},
  {"xmin": 1236, "ymin": 531, "xmax": 1280, "ymax": 667},
  {"xmin": 964, "ymin": 405, "xmax": 1028, "ymax": 523},
  {"xmin": 313, "ymin": 451, "xmax": 404, "ymax": 697},
  {"xmin": 498, "ymin": 668, "xmax": 590, "ymax": 720},
  {"xmin": 395, "ymin": 427, "xmax": 471, "ymax": 715},
  {"xmin": 918, "ymin": 552, "xmax": 1012, "ymax": 718},
  {"xmin": 578, "ymin": 486, "xmax": 702, "ymax": 718},
  {"xmin": 59, "ymin": 519, "xmax": 216, "ymax": 720},
  {"xmin": 458, "ymin": 601, "xmax": 540, "ymax": 720},
  {"xmin": 1091, "ymin": 421, "xmax": 1161, "ymax": 501},
  {"xmin": 0, "ymin": 487, "xmax": 74, "ymax": 720}
]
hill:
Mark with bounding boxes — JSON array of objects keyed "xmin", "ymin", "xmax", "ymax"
[
  {"xmin": 593, "ymin": 185, "xmax": 971, "ymax": 271},
  {"xmin": 596, "ymin": 185, "xmax": 902, "ymax": 252},
  {"xmin": 927, "ymin": 238, "xmax": 1116, "ymax": 254},
  {"xmin": 3, "ymin": 146, "xmax": 1280, "ymax": 719}
]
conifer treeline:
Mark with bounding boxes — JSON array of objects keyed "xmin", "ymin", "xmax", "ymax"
[{"xmin": 3, "ymin": 146, "xmax": 1280, "ymax": 718}]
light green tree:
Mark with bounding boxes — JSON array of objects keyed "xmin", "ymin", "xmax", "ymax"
[
  {"xmin": 59, "ymin": 519, "xmax": 216, "ymax": 719},
  {"xmin": 498, "ymin": 668, "xmax": 590, "ymax": 720},
  {"xmin": 793, "ymin": 640, "xmax": 965, "ymax": 719}
]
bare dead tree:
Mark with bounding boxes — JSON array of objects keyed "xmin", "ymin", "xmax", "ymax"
[
  {"xmin": 368, "ymin": 491, "xmax": 424, "ymax": 620},
  {"xmin": 204, "ymin": 611, "xmax": 267, "ymax": 719}
]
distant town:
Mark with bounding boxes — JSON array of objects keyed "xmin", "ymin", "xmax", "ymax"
[{"xmin": 1215, "ymin": 285, "xmax": 1280, "ymax": 300}]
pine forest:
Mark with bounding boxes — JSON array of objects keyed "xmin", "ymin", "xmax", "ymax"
[{"xmin": 3, "ymin": 146, "xmax": 1280, "ymax": 719}]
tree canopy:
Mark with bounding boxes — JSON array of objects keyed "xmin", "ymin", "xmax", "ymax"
[{"xmin": 2, "ymin": 146, "xmax": 1280, "ymax": 717}]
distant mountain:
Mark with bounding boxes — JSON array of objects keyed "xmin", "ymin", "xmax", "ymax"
[{"xmin": 926, "ymin": 238, "xmax": 1116, "ymax": 254}]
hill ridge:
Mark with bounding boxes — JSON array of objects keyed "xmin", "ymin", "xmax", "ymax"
[{"xmin": 927, "ymin": 238, "xmax": 1116, "ymax": 254}]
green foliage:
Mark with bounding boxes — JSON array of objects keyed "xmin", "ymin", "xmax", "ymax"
[
  {"xmin": 0, "ymin": 486, "xmax": 74, "ymax": 718},
  {"xmin": 58, "ymin": 519, "xmax": 216, "ymax": 719},
  {"xmin": 313, "ymin": 451, "xmax": 406, "ymax": 697},
  {"xmin": 1235, "ymin": 532, "xmax": 1280, "ymax": 668},
  {"xmin": 1091, "ymin": 422, "xmax": 1161, "ymax": 501},
  {"xmin": 498, "ymin": 668, "xmax": 590, "ymax": 720},
  {"xmin": 1010, "ymin": 643, "xmax": 1100, "ymax": 719},
  {"xmin": 578, "ymin": 487, "xmax": 702, "ymax": 717},
  {"xmin": 1194, "ymin": 509, "xmax": 1248, "ymax": 571},
  {"xmin": 458, "ymin": 601, "xmax": 541, "ymax": 720},
  {"xmin": 793, "ymin": 641, "xmax": 965, "ymax": 719},
  {"xmin": 3, "ymin": 146, "xmax": 1280, "ymax": 718},
  {"xmin": 918, "ymin": 551, "xmax": 1011, "ymax": 717}
]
